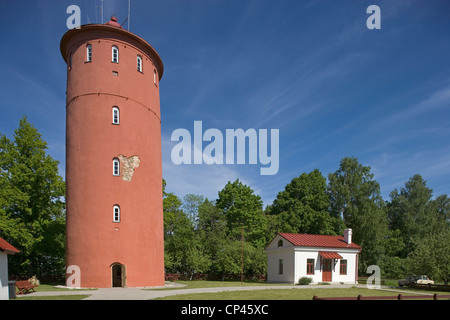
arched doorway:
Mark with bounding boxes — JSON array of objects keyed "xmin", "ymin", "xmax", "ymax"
[{"xmin": 111, "ymin": 263, "xmax": 126, "ymax": 287}]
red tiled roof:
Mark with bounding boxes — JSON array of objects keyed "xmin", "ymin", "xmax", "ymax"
[
  {"xmin": 0, "ymin": 236, "xmax": 20, "ymax": 254},
  {"xmin": 279, "ymin": 233, "xmax": 361, "ymax": 250},
  {"xmin": 319, "ymin": 251, "xmax": 343, "ymax": 259}
]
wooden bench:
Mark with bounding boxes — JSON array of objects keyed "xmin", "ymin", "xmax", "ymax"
[
  {"xmin": 15, "ymin": 280, "xmax": 38, "ymax": 295},
  {"xmin": 165, "ymin": 274, "xmax": 180, "ymax": 282}
]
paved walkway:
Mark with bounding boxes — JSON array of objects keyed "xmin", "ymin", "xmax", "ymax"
[{"xmin": 15, "ymin": 283, "xmax": 369, "ymax": 300}]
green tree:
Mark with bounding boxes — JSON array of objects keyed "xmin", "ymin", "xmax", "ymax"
[
  {"xmin": 377, "ymin": 229, "xmax": 407, "ymax": 279},
  {"xmin": 182, "ymin": 193, "xmax": 205, "ymax": 227},
  {"xmin": 216, "ymin": 179, "xmax": 267, "ymax": 247},
  {"xmin": 197, "ymin": 198, "xmax": 227, "ymax": 275},
  {"xmin": 215, "ymin": 240, "xmax": 243, "ymax": 280},
  {"xmin": 327, "ymin": 157, "xmax": 388, "ymax": 270},
  {"xmin": 162, "ymin": 179, "xmax": 183, "ymax": 236},
  {"xmin": 214, "ymin": 240, "xmax": 266, "ymax": 281},
  {"xmin": 388, "ymin": 174, "xmax": 441, "ymax": 256},
  {"xmin": 408, "ymin": 230, "xmax": 450, "ymax": 285},
  {"xmin": 267, "ymin": 169, "xmax": 343, "ymax": 236},
  {"xmin": 429, "ymin": 194, "xmax": 450, "ymax": 228},
  {"xmin": 163, "ymin": 181, "xmax": 210, "ymax": 278},
  {"xmin": 0, "ymin": 116, "xmax": 65, "ymax": 276},
  {"xmin": 163, "ymin": 202, "xmax": 211, "ymax": 277},
  {"xmin": 183, "ymin": 242, "xmax": 211, "ymax": 279}
]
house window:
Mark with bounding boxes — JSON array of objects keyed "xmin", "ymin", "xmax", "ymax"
[
  {"xmin": 137, "ymin": 55, "xmax": 143, "ymax": 72},
  {"xmin": 112, "ymin": 106, "xmax": 120, "ymax": 124},
  {"xmin": 113, "ymin": 158, "xmax": 120, "ymax": 176},
  {"xmin": 277, "ymin": 240, "xmax": 283, "ymax": 247},
  {"xmin": 112, "ymin": 46, "xmax": 119, "ymax": 63},
  {"xmin": 278, "ymin": 259, "xmax": 283, "ymax": 275},
  {"xmin": 307, "ymin": 259, "xmax": 315, "ymax": 275},
  {"xmin": 86, "ymin": 44, "xmax": 92, "ymax": 62},
  {"xmin": 340, "ymin": 259, "xmax": 347, "ymax": 275},
  {"xmin": 113, "ymin": 205, "xmax": 120, "ymax": 222}
]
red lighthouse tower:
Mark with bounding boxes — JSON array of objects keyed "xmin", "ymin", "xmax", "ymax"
[{"xmin": 60, "ymin": 17, "xmax": 164, "ymax": 287}]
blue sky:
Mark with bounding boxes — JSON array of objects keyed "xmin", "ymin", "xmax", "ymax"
[{"xmin": 0, "ymin": 0, "xmax": 449, "ymax": 206}]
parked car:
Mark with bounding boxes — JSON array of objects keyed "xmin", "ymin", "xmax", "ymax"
[{"xmin": 398, "ymin": 275, "xmax": 434, "ymax": 286}]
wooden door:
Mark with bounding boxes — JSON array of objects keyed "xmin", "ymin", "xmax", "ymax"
[
  {"xmin": 322, "ymin": 259, "xmax": 332, "ymax": 282},
  {"xmin": 112, "ymin": 264, "xmax": 125, "ymax": 287}
]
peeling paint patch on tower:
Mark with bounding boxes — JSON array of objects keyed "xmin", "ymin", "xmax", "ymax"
[{"xmin": 118, "ymin": 155, "xmax": 140, "ymax": 182}]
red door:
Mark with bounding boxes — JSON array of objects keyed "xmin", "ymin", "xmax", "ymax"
[{"xmin": 322, "ymin": 259, "xmax": 332, "ymax": 282}]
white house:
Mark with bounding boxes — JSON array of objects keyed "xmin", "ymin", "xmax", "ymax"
[
  {"xmin": 266, "ymin": 229, "xmax": 361, "ymax": 284},
  {"xmin": 0, "ymin": 236, "xmax": 19, "ymax": 300}
]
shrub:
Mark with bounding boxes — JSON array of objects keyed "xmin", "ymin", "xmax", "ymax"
[{"xmin": 298, "ymin": 277, "xmax": 313, "ymax": 285}]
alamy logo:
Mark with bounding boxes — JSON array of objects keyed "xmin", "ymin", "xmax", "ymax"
[
  {"xmin": 66, "ymin": 5, "xmax": 81, "ymax": 30},
  {"xmin": 171, "ymin": 121, "xmax": 279, "ymax": 175},
  {"xmin": 366, "ymin": 265, "xmax": 381, "ymax": 289},
  {"xmin": 66, "ymin": 265, "xmax": 81, "ymax": 288},
  {"xmin": 366, "ymin": 5, "xmax": 381, "ymax": 30}
]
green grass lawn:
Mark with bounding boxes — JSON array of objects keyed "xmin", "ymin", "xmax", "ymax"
[
  {"xmin": 148, "ymin": 280, "xmax": 290, "ymax": 290},
  {"xmin": 155, "ymin": 287, "xmax": 437, "ymax": 300},
  {"xmin": 31, "ymin": 283, "xmax": 96, "ymax": 292},
  {"xmin": 12, "ymin": 280, "xmax": 446, "ymax": 300}
]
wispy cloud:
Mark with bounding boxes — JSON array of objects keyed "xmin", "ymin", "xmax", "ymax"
[
  {"xmin": 162, "ymin": 133, "xmax": 254, "ymax": 201},
  {"xmin": 378, "ymin": 85, "xmax": 450, "ymax": 127},
  {"xmin": 370, "ymin": 145, "xmax": 450, "ymax": 199}
]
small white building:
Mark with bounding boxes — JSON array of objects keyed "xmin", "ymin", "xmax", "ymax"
[
  {"xmin": 266, "ymin": 229, "xmax": 361, "ymax": 284},
  {"xmin": 0, "ymin": 236, "xmax": 19, "ymax": 300}
]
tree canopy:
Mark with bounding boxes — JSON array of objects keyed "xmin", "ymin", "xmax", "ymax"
[
  {"xmin": 267, "ymin": 169, "xmax": 343, "ymax": 235},
  {"xmin": 0, "ymin": 116, "xmax": 65, "ymax": 276}
]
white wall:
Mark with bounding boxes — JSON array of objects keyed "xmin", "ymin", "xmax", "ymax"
[
  {"xmin": 266, "ymin": 235, "xmax": 295, "ymax": 283},
  {"xmin": 266, "ymin": 235, "xmax": 360, "ymax": 284},
  {"xmin": 294, "ymin": 249, "xmax": 359, "ymax": 284},
  {"xmin": 294, "ymin": 249, "xmax": 322, "ymax": 284},
  {"xmin": 0, "ymin": 252, "xmax": 9, "ymax": 300}
]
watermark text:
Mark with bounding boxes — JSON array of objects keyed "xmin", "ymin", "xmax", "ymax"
[{"xmin": 171, "ymin": 121, "xmax": 279, "ymax": 175}]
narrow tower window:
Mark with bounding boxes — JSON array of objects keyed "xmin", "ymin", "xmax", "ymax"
[
  {"xmin": 112, "ymin": 106, "xmax": 120, "ymax": 125},
  {"xmin": 86, "ymin": 44, "xmax": 92, "ymax": 62},
  {"xmin": 112, "ymin": 46, "xmax": 119, "ymax": 63},
  {"xmin": 137, "ymin": 55, "xmax": 143, "ymax": 73},
  {"xmin": 113, "ymin": 205, "xmax": 121, "ymax": 222},
  {"xmin": 153, "ymin": 69, "xmax": 157, "ymax": 85},
  {"xmin": 113, "ymin": 158, "xmax": 120, "ymax": 176}
]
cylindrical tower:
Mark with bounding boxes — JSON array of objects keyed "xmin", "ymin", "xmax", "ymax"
[{"xmin": 60, "ymin": 17, "xmax": 164, "ymax": 288}]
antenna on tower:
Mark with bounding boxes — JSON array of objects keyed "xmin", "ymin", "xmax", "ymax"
[
  {"xmin": 101, "ymin": 0, "xmax": 104, "ymax": 24},
  {"xmin": 128, "ymin": 0, "xmax": 131, "ymax": 31}
]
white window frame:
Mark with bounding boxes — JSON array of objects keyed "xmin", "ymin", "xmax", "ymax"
[
  {"xmin": 137, "ymin": 55, "xmax": 143, "ymax": 72},
  {"xmin": 112, "ymin": 46, "xmax": 119, "ymax": 63},
  {"xmin": 113, "ymin": 205, "xmax": 121, "ymax": 222},
  {"xmin": 113, "ymin": 158, "xmax": 120, "ymax": 176},
  {"xmin": 112, "ymin": 106, "xmax": 120, "ymax": 125},
  {"xmin": 153, "ymin": 69, "xmax": 157, "ymax": 85},
  {"xmin": 86, "ymin": 44, "xmax": 92, "ymax": 62}
]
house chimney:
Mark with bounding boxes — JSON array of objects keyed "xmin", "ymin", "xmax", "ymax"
[{"xmin": 344, "ymin": 228, "xmax": 352, "ymax": 244}]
